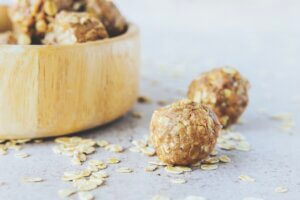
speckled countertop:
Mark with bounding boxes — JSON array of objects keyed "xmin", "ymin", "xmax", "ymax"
[{"xmin": 0, "ymin": 0, "xmax": 300, "ymax": 199}]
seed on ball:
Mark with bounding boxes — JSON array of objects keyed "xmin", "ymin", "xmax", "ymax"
[
  {"xmin": 150, "ymin": 99, "xmax": 221, "ymax": 166},
  {"xmin": 188, "ymin": 67, "xmax": 250, "ymax": 128}
]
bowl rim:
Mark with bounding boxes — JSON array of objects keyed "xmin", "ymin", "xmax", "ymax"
[{"xmin": 0, "ymin": 23, "xmax": 139, "ymax": 49}]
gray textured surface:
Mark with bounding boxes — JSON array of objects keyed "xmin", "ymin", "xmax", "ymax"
[{"xmin": 0, "ymin": 0, "xmax": 300, "ymax": 199}]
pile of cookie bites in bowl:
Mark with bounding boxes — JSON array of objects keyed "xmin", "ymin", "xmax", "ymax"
[
  {"xmin": 0, "ymin": 0, "xmax": 140, "ymax": 139},
  {"xmin": 150, "ymin": 67, "xmax": 250, "ymax": 166}
]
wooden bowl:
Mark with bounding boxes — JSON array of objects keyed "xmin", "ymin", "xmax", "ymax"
[
  {"xmin": 0, "ymin": 24, "xmax": 140, "ymax": 139},
  {"xmin": 0, "ymin": 5, "xmax": 11, "ymax": 32}
]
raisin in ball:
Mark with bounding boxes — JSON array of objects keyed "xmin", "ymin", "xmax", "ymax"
[
  {"xmin": 150, "ymin": 99, "xmax": 221, "ymax": 166},
  {"xmin": 188, "ymin": 67, "xmax": 250, "ymax": 128}
]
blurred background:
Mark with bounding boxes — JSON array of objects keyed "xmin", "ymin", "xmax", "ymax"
[{"xmin": 0, "ymin": 1, "xmax": 299, "ymax": 199}]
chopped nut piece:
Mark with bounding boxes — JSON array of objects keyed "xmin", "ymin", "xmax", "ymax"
[
  {"xmin": 137, "ymin": 96, "xmax": 152, "ymax": 104},
  {"xmin": 79, "ymin": 192, "xmax": 94, "ymax": 200},
  {"xmin": 239, "ymin": 175, "xmax": 255, "ymax": 182},
  {"xmin": 58, "ymin": 188, "xmax": 77, "ymax": 198},
  {"xmin": 188, "ymin": 67, "xmax": 250, "ymax": 128},
  {"xmin": 131, "ymin": 112, "xmax": 142, "ymax": 119},
  {"xmin": 170, "ymin": 178, "xmax": 187, "ymax": 184},
  {"xmin": 200, "ymin": 164, "xmax": 218, "ymax": 171},
  {"xmin": 274, "ymin": 186, "xmax": 288, "ymax": 193},
  {"xmin": 150, "ymin": 99, "xmax": 221, "ymax": 165},
  {"xmin": 116, "ymin": 167, "xmax": 133, "ymax": 173},
  {"xmin": 43, "ymin": 11, "xmax": 108, "ymax": 44},
  {"xmin": 86, "ymin": 0, "xmax": 127, "ymax": 37}
]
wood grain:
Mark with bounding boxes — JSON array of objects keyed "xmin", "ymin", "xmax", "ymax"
[{"xmin": 0, "ymin": 24, "xmax": 140, "ymax": 139}]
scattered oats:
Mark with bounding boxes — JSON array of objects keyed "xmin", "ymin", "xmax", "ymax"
[
  {"xmin": 274, "ymin": 186, "xmax": 288, "ymax": 193},
  {"xmin": 73, "ymin": 179, "xmax": 98, "ymax": 191},
  {"xmin": 202, "ymin": 157, "xmax": 219, "ymax": 164},
  {"xmin": 176, "ymin": 166, "xmax": 192, "ymax": 172},
  {"xmin": 170, "ymin": 178, "xmax": 186, "ymax": 184},
  {"xmin": 72, "ymin": 151, "xmax": 86, "ymax": 165},
  {"xmin": 235, "ymin": 142, "xmax": 251, "ymax": 152},
  {"xmin": 132, "ymin": 140, "xmax": 147, "ymax": 148},
  {"xmin": 92, "ymin": 171, "xmax": 109, "ymax": 179},
  {"xmin": 107, "ymin": 157, "xmax": 120, "ymax": 164},
  {"xmin": 89, "ymin": 177, "xmax": 104, "ymax": 186},
  {"xmin": 129, "ymin": 146, "xmax": 141, "ymax": 153},
  {"xmin": 131, "ymin": 112, "xmax": 142, "ymax": 119},
  {"xmin": 200, "ymin": 164, "xmax": 218, "ymax": 171},
  {"xmin": 58, "ymin": 188, "xmax": 76, "ymax": 198},
  {"xmin": 270, "ymin": 113, "xmax": 292, "ymax": 121},
  {"xmin": 62, "ymin": 170, "xmax": 91, "ymax": 182},
  {"xmin": 217, "ymin": 142, "xmax": 235, "ymax": 151},
  {"xmin": 14, "ymin": 152, "xmax": 30, "ymax": 158},
  {"xmin": 86, "ymin": 165, "xmax": 99, "ymax": 173},
  {"xmin": 105, "ymin": 144, "xmax": 124, "ymax": 153},
  {"xmin": 210, "ymin": 149, "xmax": 218, "ymax": 156},
  {"xmin": 219, "ymin": 155, "xmax": 231, "ymax": 163},
  {"xmin": 141, "ymin": 146, "xmax": 156, "ymax": 156},
  {"xmin": 22, "ymin": 177, "xmax": 43, "ymax": 183},
  {"xmin": 137, "ymin": 96, "xmax": 152, "ymax": 104},
  {"xmin": 239, "ymin": 175, "xmax": 255, "ymax": 182},
  {"xmin": 79, "ymin": 192, "xmax": 94, "ymax": 200},
  {"xmin": 88, "ymin": 160, "xmax": 107, "ymax": 170},
  {"xmin": 191, "ymin": 161, "xmax": 201, "ymax": 167},
  {"xmin": 184, "ymin": 196, "xmax": 207, "ymax": 200},
  {"xmin": 116, "ymin": 167, "xmax": 133, "ymax": 173},
  {"xmin": 145, "ymin": 165, "xmax": 158, "ymax": 172},
  {"xmin": 152, "ymin": 195, "xmax": 170, "ymax": 200},
  {"xmin": 149, "ymin": 161, "xmax": 167, "ymax": 166},
  {"xmin": 165, "ymin": 166, "xmax": 184, "ymax": 174},
  {"xmin": 96, "ymin": 140, "xmax": 109, "ymax": 147}
]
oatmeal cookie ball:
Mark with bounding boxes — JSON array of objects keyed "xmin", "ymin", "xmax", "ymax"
[
  {"xmin": 86, "ymin": 0, "xmax": 127, "ymax": 37},
  {"xmin": 188, "ymin": 67, "xmax": 250, "ymax": 128},
  {"xmin": 150, "ymin": 99, "xmax": 221, "ymax": 165},
  {"xmin": 9, "ymin": 0, "xmax": 84, "ymax": 44},
  {"xmin": 43, "ymin": 11, "xmax": 108, "ymax": 44}
]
